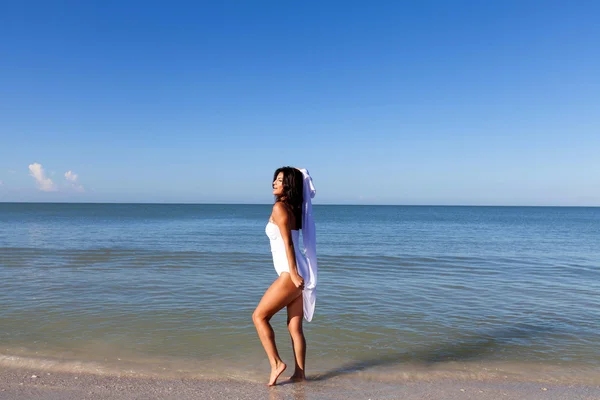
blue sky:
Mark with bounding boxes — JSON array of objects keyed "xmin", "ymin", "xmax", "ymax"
[{"xmin": 1, "ymin": 0, "xmax": 598, "ymax": 205}]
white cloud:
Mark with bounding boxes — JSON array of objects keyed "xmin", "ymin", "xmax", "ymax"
[
  {"xmin": 65, "ymin": 170, "xmax": 78, "ymax": 182},
  {"xmin": 28, "ymin": 163, "xmax": 57, "ymax": 192},
  {"xmin": 64, "ymin": 170, "xmax": 85, "ymax": 192}
]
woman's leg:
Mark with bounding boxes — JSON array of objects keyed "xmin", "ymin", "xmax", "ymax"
[
  {"xmin": 287, "ymin": 293, "xmax": 306, "ymax": 381},
  {"xmin": 253, "ymin": 273, "xmax": 302, "ymax": 386}
]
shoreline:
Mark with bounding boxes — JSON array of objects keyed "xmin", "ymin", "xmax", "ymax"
[
  {"xmin": 0, "ymin": 366, "xmax": 600, "ymax": 400},
  {"xmin": 1, "ymin": 366, "xmax": 599, "ymax": 400},
  {"xmin": 3, "ymin": 350, "xmax": 600, "ymax": 384}
]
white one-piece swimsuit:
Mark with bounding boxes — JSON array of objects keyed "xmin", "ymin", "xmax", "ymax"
[{"xmin": 265, "ymin": 221, "xmax": 309, "ymax": 278}]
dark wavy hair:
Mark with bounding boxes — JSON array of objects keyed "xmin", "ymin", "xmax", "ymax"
[{"xmin": 273, "ymin": 166, "xmax": 304, "ymax": 229}]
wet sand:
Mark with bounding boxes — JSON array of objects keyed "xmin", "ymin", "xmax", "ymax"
[{"xmin": 1, "ymin": 367, "xmax": 599, "ymax": 400}]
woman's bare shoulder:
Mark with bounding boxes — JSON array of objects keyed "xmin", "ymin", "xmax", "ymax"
[{"xmin": 272, "ymin": 202, "xmax": 290, "ymax": 223}]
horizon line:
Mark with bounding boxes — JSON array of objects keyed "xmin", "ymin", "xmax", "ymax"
[{"xmin": 1, "ymin": 201, "xmax": 598, "ymax": 208}]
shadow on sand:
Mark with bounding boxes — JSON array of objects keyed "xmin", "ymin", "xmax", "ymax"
[{"xmin": 309, "ymin": 323, "xmax": 553, "ymax": 382}]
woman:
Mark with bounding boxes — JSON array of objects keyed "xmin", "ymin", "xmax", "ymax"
[{"xmin": 252, "ymin": 166, "xmax": 317, "ymax": 386}]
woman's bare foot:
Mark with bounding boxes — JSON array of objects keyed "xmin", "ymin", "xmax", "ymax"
[
  {"xmin": 288, "ymin": 371, "xmax": 306, "ymax": 382},
  {"xmin": 268, "ymin": 361, "xmax": 287, "ymax": 386}
]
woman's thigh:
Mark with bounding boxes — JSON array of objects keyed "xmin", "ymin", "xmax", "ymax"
[
  {"xmin": 286, "ymin": 294, "xmax": 303, "ymax": 332},
  {"xmin": 255, "ymin": 273, "xmax": 302, "ymax": 320}
]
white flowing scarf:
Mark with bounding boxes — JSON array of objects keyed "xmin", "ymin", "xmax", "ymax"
[{"xmin": 298, "ymin": 168, "xmax": 317, "ymax": 322}]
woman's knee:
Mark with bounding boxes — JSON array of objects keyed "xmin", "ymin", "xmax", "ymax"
[
  {"xmin": 253, "ymin": 309, "xmax": 270, "ymax": 325},
  {"xmin": 287, "ymin": 320, "xmax": 303, "ymax": 336},
  {"xmin": 252, "ymin": 309, "xmax": 261, "ymax": 324}
]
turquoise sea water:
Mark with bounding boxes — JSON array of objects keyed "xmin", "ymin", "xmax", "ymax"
[{"xmin": 0, "ymin": 203, "xmax": 599, "ymax": 383}]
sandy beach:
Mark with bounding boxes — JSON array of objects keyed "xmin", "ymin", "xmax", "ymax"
[{"xmin": 1, "ymin": 367, "xmax": 599, "ymax": 400}]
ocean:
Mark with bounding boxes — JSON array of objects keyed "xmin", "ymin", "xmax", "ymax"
[{"xmin": 1, "ymin": 203, "xmax": 599, "ymax": 384}]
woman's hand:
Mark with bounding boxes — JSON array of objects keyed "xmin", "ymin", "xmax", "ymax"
[{"xmin": 291, "ymin": 273, "xmax": 304, "ymax": 289}]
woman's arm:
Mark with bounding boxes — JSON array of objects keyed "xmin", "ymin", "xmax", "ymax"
[{"xmin": 271, "ymin": 202, "xmax": 304, "ymax": 288}]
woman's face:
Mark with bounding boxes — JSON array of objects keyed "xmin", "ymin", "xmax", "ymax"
[{"xmin": 272, "ymin": 172, "xmax": 284, "ymax": 196}]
